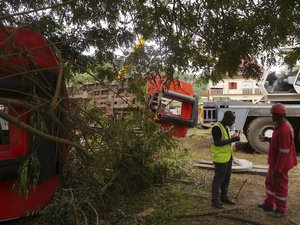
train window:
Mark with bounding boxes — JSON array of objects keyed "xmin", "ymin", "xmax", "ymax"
[{"xmin": 0, "ymin": 105, "xmax": 9, "ymax": 145}]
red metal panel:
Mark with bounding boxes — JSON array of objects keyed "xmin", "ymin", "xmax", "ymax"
[
  {"xmin": 0, "ymin": 26, "xmax": 67, "ymax": 221},
  {"xmin": 0, "ymin": 107, "xmax": 29, "ymax": 160},
  {"xmin": 0, "ymin": 175, "xmax": 60, "ymax": 222},
  {"xmin": 159, "ymin": 121, "xmax": 189, "ymax": 138},
  {"xmin": 0, "ymin": 26, "xmax": 59, "ymax": 75},
  {"xmin": 146, "ymin": 73, "xmax": 194, "ymax": 96}
]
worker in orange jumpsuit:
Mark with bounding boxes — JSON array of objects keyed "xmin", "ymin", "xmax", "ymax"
[{"xmin": 258, "ymin": 103, "xmax": 297, "ymax": 217}]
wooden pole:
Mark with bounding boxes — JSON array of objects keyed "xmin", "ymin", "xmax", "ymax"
[
  {"xmin": 235, "ymin": 179, "xmax": 248, "ymax": 199},
  {"xmin": 175, "ymin": 207, "xmax": 242, "ymax": 218}
]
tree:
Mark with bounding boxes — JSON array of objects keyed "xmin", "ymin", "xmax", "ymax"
[
  {"xmin": 1, "ymin": 1, "xmax": 300, "ymax": 222},
  {"xmin": 0, "ymin": 13, "xmax": 179, "ymax": 223},
  {"xmin": 1, "ymin": 0, "xmax": 300, "ymax": 82}
]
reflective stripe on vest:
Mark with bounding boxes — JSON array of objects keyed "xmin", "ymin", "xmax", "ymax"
[{"xmin": 211, "ymin": 122, "xmax": 232, "ymax": 163}]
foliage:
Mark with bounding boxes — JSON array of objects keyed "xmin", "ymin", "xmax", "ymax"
[
  {"xmin": 174, "ymin": 71, "xmax": 208, "ymax": 95},
  {"xmin": 14, "ymin": 152, "xmax": 40, "ymax": 197},
  {"xmin": 2, "ymin": 1, "xmax": 300, "ymax": 81},
  {"xmin": 103, "ymin": 142, "xmax": 211, "ymax": 225},
  {"xmin": 34, "ymin": 102, "xmax": 178, "ymax": 224},
  {"xmin": 126, "ymin": 74, "xmax": 148, "ymax": 103},
  {"xmin": 90, "ymin": 108, "xmax": 177, "ymax": 194}
]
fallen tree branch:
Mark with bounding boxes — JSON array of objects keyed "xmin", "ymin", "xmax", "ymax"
[
  {"xmin": 0, "ymin": 109, "xmax": 90, "ymax": 157},
  {"xmin": 219, "ymin": 213, "xmax": 269, "ymax": 225},
  {"xmin": 175, "ymin": 207, "xmax": 243, "ymax": 218},
  {"xmin": 50, "ymin": 43, "xmax": 64, "ymax": 110},
  {"xmin": 166, "ymin": 177, "xmax": 194, "ymax": 185},
  {"xmin": 0, "ymin": 98, "xmax": 32, "ymax": 108},
  {"xmin": 81, "ymin": 201, "xmax": 99, "ymax": 225},
  {"xmin": 100, "ymin": 174, "xmax": 118, "ymax": 195}
]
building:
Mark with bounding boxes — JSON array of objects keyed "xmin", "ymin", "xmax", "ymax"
[
  {"xmin": 68, "ymin": 79, "xmax": 138, "ymax": 118},
  {"xmin": 204, "ymin": 76, "xmax": 264, "ymax": 103}
]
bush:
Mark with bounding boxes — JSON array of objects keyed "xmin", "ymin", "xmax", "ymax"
[{"xmin": 37, "ymin": 107, "xmax": 177, "ymax": 224}]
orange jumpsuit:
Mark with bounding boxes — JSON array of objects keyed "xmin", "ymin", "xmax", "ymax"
[{"xmin": 264, "ymin": 120, "xmax": 297, "ymax": 213}]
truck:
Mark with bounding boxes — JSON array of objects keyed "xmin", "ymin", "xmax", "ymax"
[
  {"xmin": 0, "ymin": 26, "xmax": 68, "ymax": 221},
  {"xmin": 203, "ymin": 68, "xmax": 300, "ymax": 153}
]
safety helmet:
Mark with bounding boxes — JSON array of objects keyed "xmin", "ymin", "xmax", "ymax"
[{"xmin": 270, "ymin": 103, "xmax": 287, "ymax": 115}]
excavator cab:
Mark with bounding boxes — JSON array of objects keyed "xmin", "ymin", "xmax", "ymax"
[
  {"xmin": 146, "ymin": 72, "xmax": 199, "ymax": 137},
  {"xmin": 261, "ymin": 68, "xmax": 300, "ymax": 102}
]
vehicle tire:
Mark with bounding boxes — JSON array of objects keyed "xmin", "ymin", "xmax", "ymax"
[
  {"xmin": 295, "ymin": 127, "xmax": 300, "ymax": 153},
  {"xmin": 243, "ymin": 128, "xmax": 248, "ymax": 139},
  {"xmin": 246, "ymin": 117, "xmax": 274, "ymax": 153}
]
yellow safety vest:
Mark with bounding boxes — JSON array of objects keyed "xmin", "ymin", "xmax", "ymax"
[{"xmin": 211, "ymin": 122, "xmax": 233, "ymax": 163}]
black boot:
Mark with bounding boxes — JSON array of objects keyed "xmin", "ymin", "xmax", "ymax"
[
  {"xmin": 211, "ymin": 202, "xmax": 225, "ymax": 209},
  {"xmin": 257, "ymin": 203, "xmax": 274, "ymax": 212},
  {"xmin": 221, "ymin": 198, "xmax": 236, "ymax": 205}
]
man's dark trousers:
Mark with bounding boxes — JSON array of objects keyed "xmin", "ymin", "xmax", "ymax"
[{"xmin": 212, "ymin": 159, "xmax": 232, "ymax": 204}]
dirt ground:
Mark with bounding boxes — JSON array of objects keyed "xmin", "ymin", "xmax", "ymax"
[{"xmin": 181, "ymin": 128, "xmax": 300, "ymax": 225}]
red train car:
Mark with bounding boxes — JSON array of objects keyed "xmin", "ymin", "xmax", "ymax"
[{"xmin": 0, "ymin": 26, "xmax": 68, "ymax": 221}]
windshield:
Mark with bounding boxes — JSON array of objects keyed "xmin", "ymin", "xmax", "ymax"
[{"xmin": 263, "ymin": 69, "xmax": 299, "ymax": 94}]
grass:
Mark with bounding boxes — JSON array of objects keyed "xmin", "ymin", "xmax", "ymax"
[
  {"xmin": 112, "ymin": 135, "xmax": 214, "ymax": 225},
  {"xmin": 115, "ymin": 174, "xmax": 212, "ymax": 225}
]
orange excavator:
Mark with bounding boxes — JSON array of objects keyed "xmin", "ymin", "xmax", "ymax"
[{"xmin": 146, "ymin": 72, "xmax": 199, "ymax": 137}]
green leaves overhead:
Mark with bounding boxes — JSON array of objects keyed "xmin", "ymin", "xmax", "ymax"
[{"xmin": 2, "ymin": 0, "xmax": 300, "ymax": 81}]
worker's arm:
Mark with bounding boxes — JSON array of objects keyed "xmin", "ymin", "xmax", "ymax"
[{"xmin": 212, "ymin": 126, "xmax": 240, "ymax": 146}]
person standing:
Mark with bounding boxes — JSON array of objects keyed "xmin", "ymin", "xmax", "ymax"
[
  {"xmin": 211, "ymin": 111, "xmax": 240, "ymax": 209},
  {"xmin": 258, "ymin": 103, "xmax": 297, "ymax": 217}
]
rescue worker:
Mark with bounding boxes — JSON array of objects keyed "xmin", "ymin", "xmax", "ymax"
[
  {"xmin": 199, "ymin": 103, "xmax": 204, "ymax": 125},
  {"xmin": 258, "ymin": 103, "xmax": 297, "ymax": 217},
  {"xmin": 211, "ymin": 111, "xmax": 240, "ymax": 209}
]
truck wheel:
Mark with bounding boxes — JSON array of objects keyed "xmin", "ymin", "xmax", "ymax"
[
  {"xmin": 295, "ymin": 128, "xmax": 300, "ymax": 153},
  {"xmin": 246, "ymin": 117, "xmax": 274, "ymax": 153}
]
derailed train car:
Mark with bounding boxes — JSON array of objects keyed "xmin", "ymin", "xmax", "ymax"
[{"xmin": 0, "ymin": 26, "xmax": 68, "ymax": 221}]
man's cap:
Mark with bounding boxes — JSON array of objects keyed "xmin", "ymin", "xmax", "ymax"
[{"xmin": 270, "ymin": 103, "xmax": 287, "ymax": 115}]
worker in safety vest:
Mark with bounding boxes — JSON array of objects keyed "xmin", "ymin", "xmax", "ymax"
[
  {"xmin": 211, "ymin": 111, "xmax": 240, "ymax": 209},
  {"xmin": 258, "ymin": 103, "xmax": 297, "ymax": 218}
]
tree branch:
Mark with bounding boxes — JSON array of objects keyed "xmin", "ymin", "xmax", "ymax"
[
  {"xmin": 0, "ymin": 109, "xmax": 90, "ymax": 157},
  {"xmin": 0, "ymin": 0, "xmax": 76, "ymax": 20},
  {"xmin": 50, "ymin": 42, "xmax": 64, "ymax": 110},
  {"xmin": 175, "ymin": 207, "xmax": 242, "ymax": 218},
  {"xmin": 219, "ymin": 213, "xmax": 268, "ymax": 225}
]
